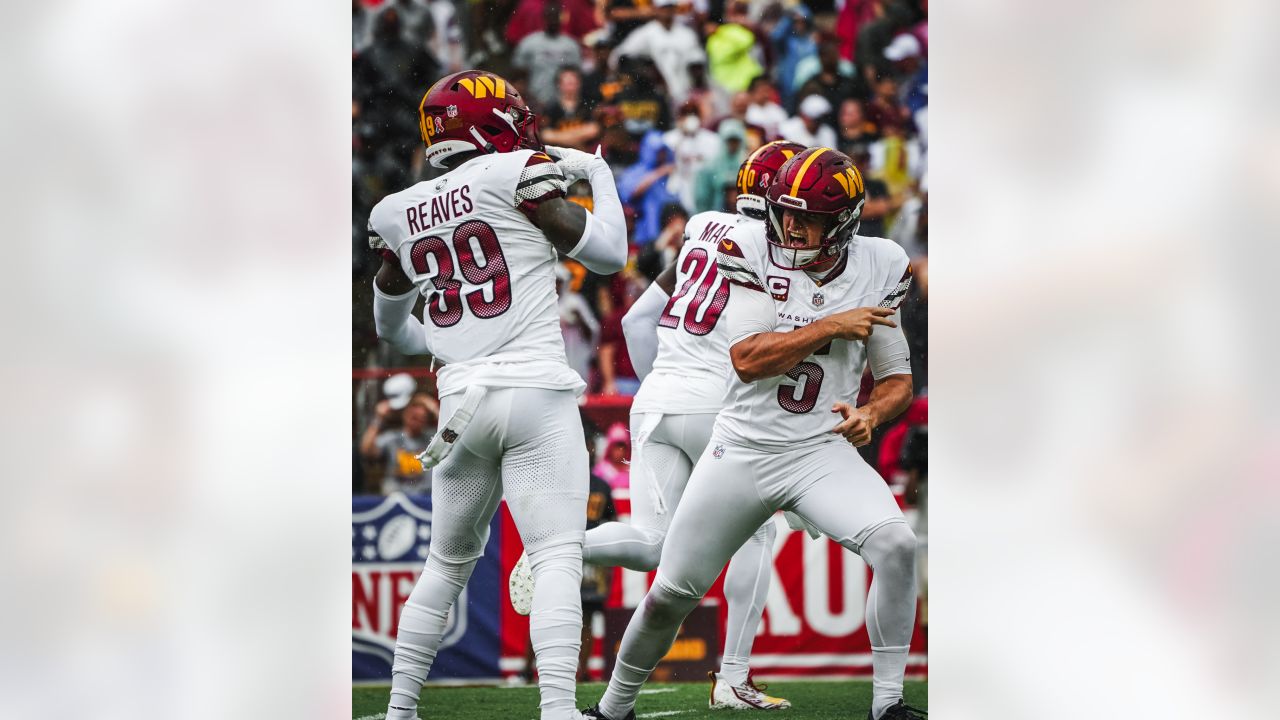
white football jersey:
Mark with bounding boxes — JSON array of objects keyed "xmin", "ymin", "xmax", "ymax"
[
  {"xmin": 369, "ymin": 149, "xmax": 585, "ymax": 398},
  {"xmin": 714, "ymin": 223, "xmax": 913, "ymax": 451},
  {"xmin": 631, "ymin": 210, "xmax": 752, "ymax": 415}
]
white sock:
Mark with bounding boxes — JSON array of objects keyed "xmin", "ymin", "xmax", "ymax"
[
  {"xmin": 528, "ymin": 539, "xmax": 586, "ymax": 720},
  {"xmin": 871, "ymin": 645, "xmax": 910, "ymax": 718},
  {"xmin": 859, "ymin": 522, "xmax": 918, "ymax": 720}
]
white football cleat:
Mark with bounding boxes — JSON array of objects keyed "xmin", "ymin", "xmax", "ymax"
[
  {"xmin": 508, "ymin": 550, "xmax": 534, "ymax": 616},
  {"xmin": 709, "ymin": 672, "xmax": 791, "ymax": 710}
]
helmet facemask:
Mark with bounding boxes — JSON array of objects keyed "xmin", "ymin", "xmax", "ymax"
[{"xmin": 766, "ymin": 199, "xmax": 863, "ymax": 271}]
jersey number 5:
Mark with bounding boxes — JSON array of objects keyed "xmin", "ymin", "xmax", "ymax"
[
  {"xmin": 657, "ymin": 248, "xmax": 730, "ymax": 336},
  {"xmin": 777, "ymin": 342, "xmax": 832, "ymax": 414},
  {"xmin": 408, "ymin": 220, "xmax": 513, "ymax": 328}
]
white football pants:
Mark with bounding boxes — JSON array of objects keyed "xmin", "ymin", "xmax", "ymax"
[
  {"xmin": 582, "ymin": 412, "xmax": 776, "ymax": 685},
  {"xmin": 387, "ymin": 387, "xmax": 588, "ymax": 720},
  {"xmin": 598, "ymin": 435, "xmax": 917, "ymax": 720}
]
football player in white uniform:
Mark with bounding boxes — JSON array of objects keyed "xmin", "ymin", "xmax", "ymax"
[
  {"xmin": 582, "ymin": 148, "xmax": 924, "ymax": 720},
  {"xmin": 512, "ymin": 141, "xmax": 805, "ymax": 711},
  {"xmin": 369, "ymin": 70, "xmax": 628, "ymax": 720}
]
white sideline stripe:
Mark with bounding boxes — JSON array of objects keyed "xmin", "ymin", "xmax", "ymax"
[
  {"xmin": 638, "ymin": 712, "xmax": 691, "ymax": 718},
  {"xmin": 747, "ymin": 653, "xmax": 928, "ymax": 667},
  {"xmin": 638, "ymin": 687, "xmax": 678, "ymax": 695}
]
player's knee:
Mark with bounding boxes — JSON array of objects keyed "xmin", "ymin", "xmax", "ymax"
[
  {"xmin": 645, "ymin": 579, "xmax": 701, "ymax": 626},
  {"xmin": 863, "ymin": 522, "xmax": 917, "ymax": 571},
  {"xmin": 635, "ymin": 531, "xmax": 665, "ymax": 571},
  {"xmin": 424, "ymin": 552, "xmax": 475, "ymax": 586},
  {"xmin": 528, "ymin": 537, "xmax": 584, "ymax": 578}
]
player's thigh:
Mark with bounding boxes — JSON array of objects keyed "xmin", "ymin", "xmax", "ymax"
[
  {"xmin": 430, "ymin": 439, "xmax": 505, "ymax": 561},
  {"xmin": 665, "ymin": 412, "xmax": 717, "ymax": 463},
  {"xmin": 784, "ymin": 441, "xmax": 906, "ymax": 554},
  {"xmin": 629, "ymin": 413, "xmax": 694, "ymax": 533},
  {"xmin": 654, "ymin": 443, "xmax": 774, "ymax": 599},
  {"xmin": 499, "ymin": 387, "xmax": 590, "ymax": 550}
]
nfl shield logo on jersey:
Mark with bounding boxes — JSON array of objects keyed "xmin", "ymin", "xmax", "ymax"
[
  {"xmin": 812, "ymin": 292, "xmax": 824, "ymax": 307},
  {"xmin": 713, "ymin": 444, "xmax": 725, "ymax": 459}
]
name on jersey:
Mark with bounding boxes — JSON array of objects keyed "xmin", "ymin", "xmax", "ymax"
[
  {"xmin": 696, "ymin": 221, "xmax": 732, "ymax": 245},
  {"xmin": 406, "ymin": 185, "xmax": 474, "ymax": 235}
]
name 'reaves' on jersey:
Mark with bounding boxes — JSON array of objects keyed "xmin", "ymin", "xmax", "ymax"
[
  {"xmin": 714, "ymin": 223, "xmax": 913, "ymax": 450},
  {"xmin": 632, "ymin": 210, "xmax": 757, "ymax": 415},
  {"xmin": 368, "ymin": 149, "xmax": 585, "ymax": 398}
]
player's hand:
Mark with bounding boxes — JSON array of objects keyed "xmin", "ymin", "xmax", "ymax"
[
  {"xmin": 831, "ymin": 402, "xmax": 875, "ymax": 446},
  {"xmin": 544, "ymin": 144, "xmax": 601, "ymax": 183},
  {"xmin": 824, "ymin": 307, "xmax": 896, "ymax": 341}
]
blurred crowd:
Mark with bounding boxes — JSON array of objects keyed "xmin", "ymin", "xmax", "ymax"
[{"xmin": 353, "ymin": 0, "xmax": 929, "ymax": 496}]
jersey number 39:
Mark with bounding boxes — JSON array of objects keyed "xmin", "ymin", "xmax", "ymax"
[{"xmin": 408, "ymin": 220, "xmax": 513, "ymax": 327}]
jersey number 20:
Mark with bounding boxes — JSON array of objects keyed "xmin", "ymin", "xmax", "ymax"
[
  {"xmin": 658, "ymin": 248, "xmax": 730, "ymax": 336},
  {"xmin": 408, "ymin": 220, "xmax": 513, "ymax": 327}
]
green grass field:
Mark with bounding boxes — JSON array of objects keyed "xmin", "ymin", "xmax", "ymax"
[{"xmin": 353, "ymin": 680, "xmax": 927, "ymax": 719}]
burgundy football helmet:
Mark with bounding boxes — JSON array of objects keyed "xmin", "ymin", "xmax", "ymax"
[
  {"xmin": 764, "ymin": 147, "xmax": 866, "ymax": 270},
  {"xmin": 734, "ymin": 140, "xmax": 806, "ymax": 219},
  {"xmin": 418, "ymin": 70, "xmax": 543, "ymax": 168}
]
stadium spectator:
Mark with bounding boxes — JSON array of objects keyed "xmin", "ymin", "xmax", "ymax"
[
  {"xmin": 639, "ymin": 201, "xmax": 689, "ymax": 278},
  {"xmin": 663, "ymin": 102, "xmax": 722, "ymax": 212},
  {"xmin": 506, "ymin": 0, "xmax": 601, "ymax": 48},
  {"xmin": 592, "ymin": 423, "xmax": 632, "ymax": 489},
  {"xmin": 797, "ymin": 41, "xmax": 870, "ymax": 125},
  {"xmin": 353, "ymin": 0, "xmax": 375, "ymax": 54},
  {"xmin": 615, "ymin": 56, "xmax": 673, "ymax": 136},
  {"xmin": 580, "ymin": 34, "xmax": 618, "ymax": 111},
  {"xmin": 683, "ymin": 54, "xmax": 724, "ymax": 127},
  {"xmin": 854, "ymin": 0, "xmax": 925, "ymax": 82},
  {"xmin": 541, "ymin": 67, "xmax": 603, "ymax": 150},
  {"xmin": 616, "ymin": 130, "xmax": 679, "ymax": 246},
  {"xmin": 693, "ymin": 118, "xmax": 748, "ymax": 213},
  {"xmin": 836, "ymin": 98, "xmax": 880, "ymax": 152},
  {"xmin": 604, "ymin": 0, "xmax": 657, "ymax": 43},
  {"xmin": 705, "ymin": 2, "xmax": 763, "ymax": 95},
  {"xmin": 769, "ymin": 3, "xmax": 818, "ymax": 109},
  {"xmin": 556, "ymin": 263, "xmax": 601, "ymax": 384},
  {"xmin": 360, "ymin": 374, "xmax": 439, "ymax": 496},
  {"xmin": 597, "ymin": 282, "xmax": 642, "ymax": 397},
  {"xmin": 846, "ymin": 143, "xmax": 894, "ymax": 238},
  {"xmin": 779, "ymin": 93, "xmax": 837, "ymax": 148},
  {"xmin": 744, "ymin": 76, "xmax": 787, "ymax": 140},
  {"xmin": 610, "ymin": 0, "xmax": 703, "ymax": 104},
  {"xmin": 424, "ymin": 0, "xmax": 465, "ymax": 73},
  {"xmin": 512, "ymin": 2, "xmax": 583, "ymax": 111}
]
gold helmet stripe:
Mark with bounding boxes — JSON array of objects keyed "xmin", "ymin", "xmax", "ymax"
[{"xmin": 789, "ymin": 147, "xmax": 830, "ymax": 198}]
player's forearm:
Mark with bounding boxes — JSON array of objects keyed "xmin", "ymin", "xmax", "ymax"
[
  {"xmin": 621, "ymin": 282, "xmax": 670, "ymax": 381},
  {"xmin": 372, "ymin": 281, "xmax": 430, "ymax": 355},
  {"xmin": 360, "ymin": 422, "xmax": 381, "ymax": 458},
  {"xmin": 598, "ymin": 345, "xmax": 617, "ymax": 383},
  {"xmin": 860, "ymin": 373, "xmax": 913, "ymax": 428},
  {"xmin": 729, "ymin": 319, "xmax": 842, "ymax": 383}
]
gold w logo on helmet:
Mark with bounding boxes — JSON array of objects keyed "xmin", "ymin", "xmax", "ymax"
[
  {"xmin": 832, "ymin": 167, "xmax": 865, "ymax": 198},
  {"xmin": 457, "ymin": 75, "xmax": 507, "ymax": 99}
]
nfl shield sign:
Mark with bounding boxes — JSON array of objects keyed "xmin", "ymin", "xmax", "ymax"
[
  {"xmin": 812, "ymin": 292, "xmax": 825, "ymax": 307},
  {"xmin": 353, "ymin": 494, "xmax": 502, "ymax": 680}
]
